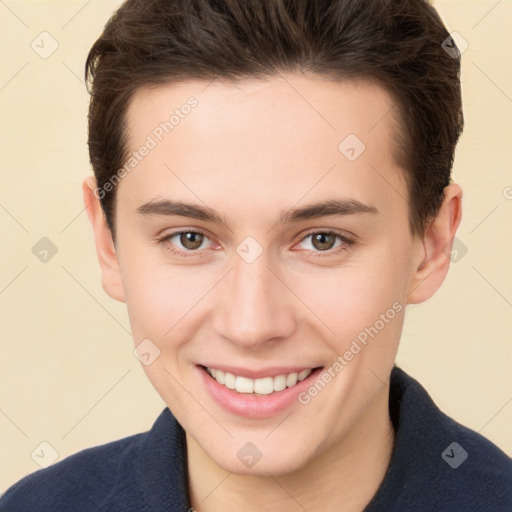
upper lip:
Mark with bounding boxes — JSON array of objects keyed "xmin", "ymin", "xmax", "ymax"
[{"xmin": 199, "ymin": 364, "xmax": 321, "ymax": 379}]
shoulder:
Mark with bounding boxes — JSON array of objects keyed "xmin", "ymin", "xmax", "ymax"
[
  {"xmin": 381, "ymin": 367, "xmax": 512, "ymax": 511},
  {"xmin": 434, "ymin": 406, "xmax": 512, "ymax": 510},
  {"xmin": 0, "ymin": 407, "xmax": 186, "ymax": 512},
  {"xmin": 0, "ymin": 431, "xmax": 148, "ymax": 512}
]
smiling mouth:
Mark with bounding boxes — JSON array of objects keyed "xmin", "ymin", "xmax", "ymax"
[{"xmin": 201, "ymin": 365, "xmax": 323, "ymax": 395}]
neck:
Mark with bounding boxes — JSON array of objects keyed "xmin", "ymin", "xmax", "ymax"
[{"xmin": 186, "ymin": 385, "xmax": 394, "ymax": 512}]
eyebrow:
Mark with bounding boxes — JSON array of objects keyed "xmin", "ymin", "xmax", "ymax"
[{"xmin": 136, "ymin": 198, "xmax": 379, "ymax": 225}]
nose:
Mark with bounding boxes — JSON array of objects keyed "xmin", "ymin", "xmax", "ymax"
[{"xmin": 212, "ymin": 251, "xmax": 296, "ymax": 348}]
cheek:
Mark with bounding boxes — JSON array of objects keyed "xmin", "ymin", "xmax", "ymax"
[
  {"xmin": 297, "ymin": 266, "xmax": 402, "ymax": 325},
  {"xmin": 292, "ymin": 250, "xmax": 407, "ymax": 353},
  {"xmin": 121, "ymin": 262, "xmax": 204, "ymax": 401},
  {"xmin": 121, "ymin": 257, "xmax": 202, "ymax": 343}
]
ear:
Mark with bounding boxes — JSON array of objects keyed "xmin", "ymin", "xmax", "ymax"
[
  {"xmin": 407, "ymin": 183, "xmax": 463, "ymax": 304},
  {"xmin": 82, "ymin": 176, "xmax": 126, "ymax": 303}
]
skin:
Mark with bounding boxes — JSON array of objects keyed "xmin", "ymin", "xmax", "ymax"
[{"xmin": 83, "ymin": 75, "xmax": 462, "ymax": 511}]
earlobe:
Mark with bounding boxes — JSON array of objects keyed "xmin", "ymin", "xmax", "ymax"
[
  {"xmin": 407, "ymin": 183, "xmax": 463, "ymax": 305},
  {"xmin": 82, "ymin": 176, "xmax": 126, "ymax": 303}
]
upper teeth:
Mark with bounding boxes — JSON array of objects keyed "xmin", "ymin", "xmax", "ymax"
[{"xmin": 206, "ymin": 367, "xmax": 312, "ymax": 395}]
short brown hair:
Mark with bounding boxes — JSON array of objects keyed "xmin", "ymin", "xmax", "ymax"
[{"xmin": 85, "ymin": 0, "xmax": 463, "ymax": 241}]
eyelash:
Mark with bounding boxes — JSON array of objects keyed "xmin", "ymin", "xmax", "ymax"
[
  {"xmin": 292, "ymin": 230, "xmax": 355, "ymax": 258},
  {"xmin": 157, "ymin": 229, "xmax": 355, "ymax": 258}
]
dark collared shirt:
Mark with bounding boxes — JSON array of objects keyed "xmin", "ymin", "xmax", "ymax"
[{"xmin": 1, "ymin": 367, "xmax": 511, "ymax": 511}]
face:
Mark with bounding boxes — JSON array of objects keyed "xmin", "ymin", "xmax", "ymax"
[{"xmin": 92, "ymin": 76, "xmax": 433, "ymax": 475}]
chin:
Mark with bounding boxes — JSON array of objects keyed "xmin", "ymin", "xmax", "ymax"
[{"xmin": 209, "ymin": 438, "xmax": 316, "ymax": 477}]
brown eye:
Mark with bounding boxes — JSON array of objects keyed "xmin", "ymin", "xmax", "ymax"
[
  {"xmin": 311, "ymin": 233, "xmax": 338, "ymax": 251},
  {"xmin": 158, "ymin": 230, "xmax": 215, "ymax": 257},
  {"xmin": 294, "ymin": 231, "xmax": 354, "ymax": 257},
  {"xmin": 179, "ymin": 232, "xmax": 205, "ymax": 250}
]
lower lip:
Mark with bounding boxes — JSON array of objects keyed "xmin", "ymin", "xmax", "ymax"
[{"xmin": 197, "ymin": 365, "xmax": 323, "ymax": 418}]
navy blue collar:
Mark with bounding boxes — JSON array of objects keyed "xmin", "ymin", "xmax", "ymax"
[{"xmin": 138, "ymin": 366, "xmax": 512, "ymax": 511}]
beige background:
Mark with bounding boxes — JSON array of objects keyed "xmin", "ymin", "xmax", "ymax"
[{"xmin": 1, "ymin": 0, "xmax": 511, "ymax": 491}]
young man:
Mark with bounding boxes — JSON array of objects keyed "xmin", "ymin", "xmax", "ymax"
[{"xmin": 1, "ymin": 0, "xmax": 511, "ymax": 510}]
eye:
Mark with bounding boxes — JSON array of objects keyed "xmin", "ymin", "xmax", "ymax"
[
  {"xmin": 295, "ymin": 231, "xmax": 354, "ymax": 256},
  {"xmin": 158, "ymin": 229, "xmax": 355, "ymax": 259},
  {"xmin": 158, "ymin": 230, "xmax": 214, "ymax": 256}
]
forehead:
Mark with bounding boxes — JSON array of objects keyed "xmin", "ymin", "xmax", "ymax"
[
  {"xmin": 125, "ymin": 75, "xmax": 400, "ymax": 150},
  {"xmin": 119, "ymin": 75, "xmax": 407, "ymax": 227}
]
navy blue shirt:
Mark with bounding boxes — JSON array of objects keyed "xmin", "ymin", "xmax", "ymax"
[{"xmin": 1, "ymin": 366, "xmax": 511, "ymax": 511}]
